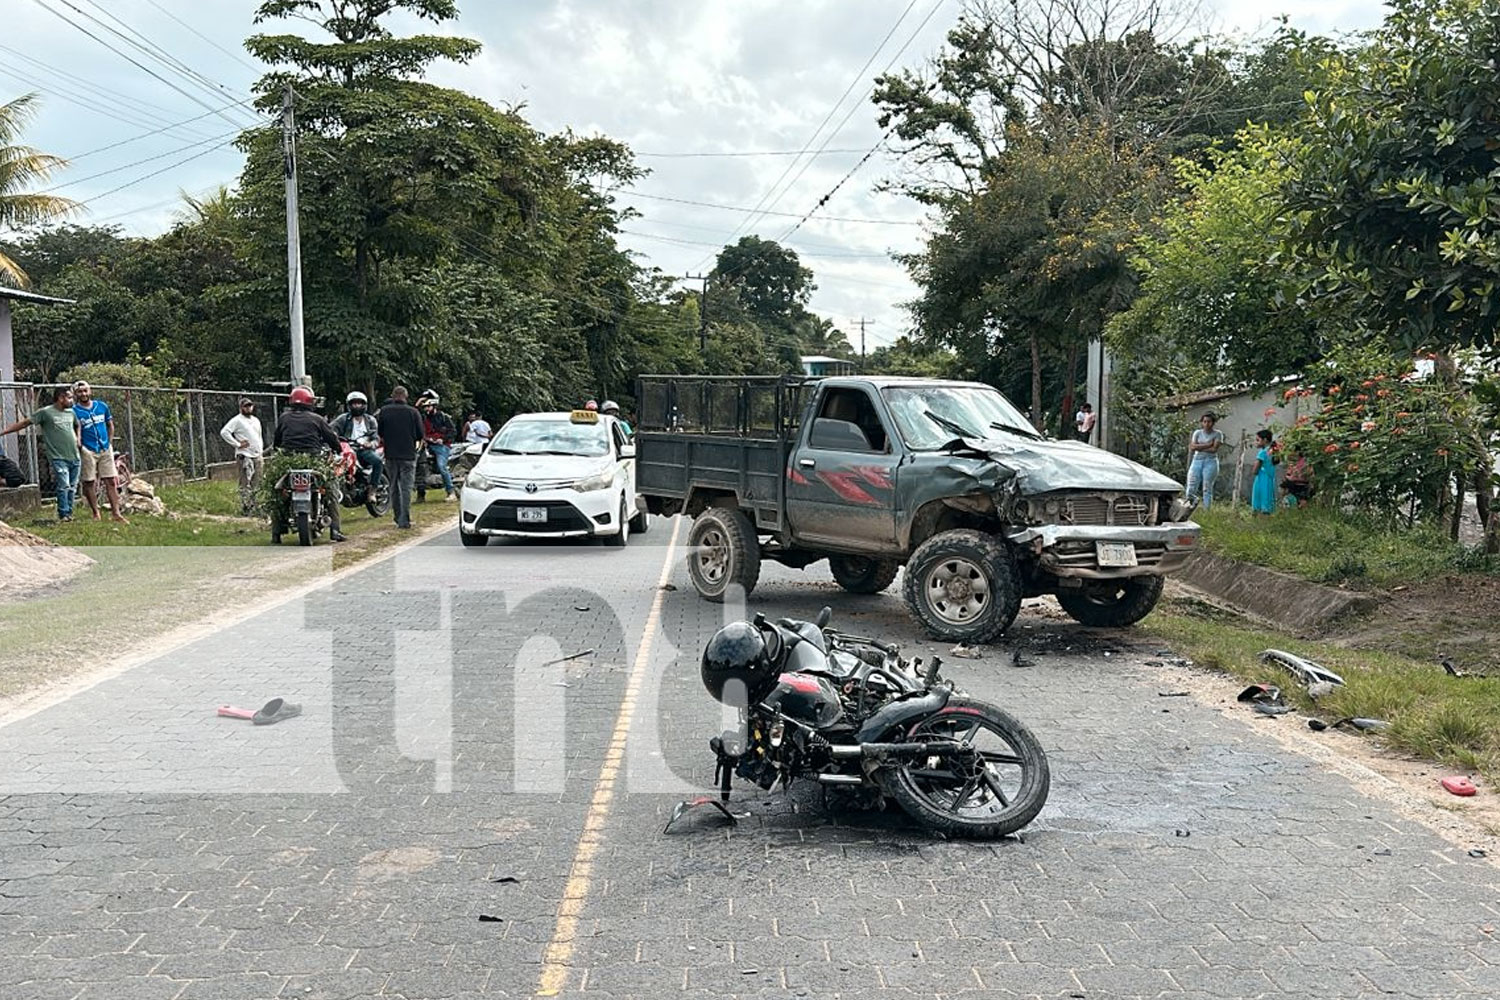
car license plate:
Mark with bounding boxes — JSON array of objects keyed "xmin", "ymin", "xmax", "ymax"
[
  {"xmin": 1097, "ymin": 542, "xmax": 1137, "ymax": 567},
  {"xmin": 517, "ymin": 507, "xmax": 548, "ymax": 524}
]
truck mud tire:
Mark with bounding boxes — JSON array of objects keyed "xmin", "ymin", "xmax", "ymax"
[
  {"xmin": 687, "ymin": 507, "xmax": 761, "ymax": 602},
  {"xmin": 1056, "ymin": 574, "xmax": 1165, "ymax": 628},
  {"xmin": 828, "ymin": 554, "xmax": 900, "ymax": 594},
  {"xmin": 902, "ymin": 529, "xmax": 1021, "ymax": 644}
]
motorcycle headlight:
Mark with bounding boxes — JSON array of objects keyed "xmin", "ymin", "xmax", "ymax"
[
  {"xmin": 465, "ymin": 471, "xmax": 497, "ymax": 491},
  {"xmin": 571, "ymin": 468, "xmax": 615, "ymax": 492}
]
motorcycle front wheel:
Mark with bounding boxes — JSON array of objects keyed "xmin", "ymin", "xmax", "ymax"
[{"xmin": 882, "ymin": 697, "xmax": 1049, "ymax": 838}]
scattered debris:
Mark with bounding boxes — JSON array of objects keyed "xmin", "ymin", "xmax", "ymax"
[
  {"xmin": 252, "ymin": 698, "xmax": 302, "ymax": 726},
  {"xmin": 659, "ymin": 583, "xmax": 678, "ymax": 591},
  {"xmin": 1373, "ymin": 847, "xmax": 1393, "ymax": 857},
  {"xmin": 1261, "ymin": 649, "xmax": 1345, "ymax": 689},
  {"xmin": 1009, "ymin": 649, "xmax": 1033, "ymax": 669},
  {"xmin": 552, "ymin": 681, "xmax": 570, "ymax": 688},
  {"xmin": 1158, "ymin": 691, "xmax": 1190, "ymax": 698},
  {"xmin": 664, "ymin": 796, "xmax": 738, "ymax": 833},
  {"xmin": 489, "ymin": 876, "xmax": 520, "ymax": 884},
  {"xmin": 216, "ymin": 705, "xmax": 255, "ymax": 720},
  {"xmin": 1306, "ymin": 681, "xmax": 1338, "ymax": 700},
  {"xmin": 477, "ymin": 914, "xmax": 504, "ymax": 923},
  {"xmin": 1441, "ymin": 657, "xmax": 1473, "ymax": 678},
  {"xmin": 949, "ymin": 643, "xmax": 983, "ymax": 659},
  {"xmin": 1469, "ymin": 849, "xmax": 1487, "ymax": 858},
  {"xmin": 1442, "ymin": 776, "xmax": 1478, "ymax": 797},
  {"xmin": 1237, "ymin": 684, "xmax": 1284, "ymax": 706},
  {"xmin": 1174, "ymin": 829, "xmax": 1190, "ymax": 838},
  {"xmin": 1254, "ymin": 703, "xmax": 1295, "ymax": 717},
  {"xmin": 573, "ymin": 604, "xmax": 591, "ymax": 612},
  {"xmin": 1310, "ymin": 717, "xmax": 1390, "ymax": 733},
  {"xmin": 542, "ymin": 649, "xmax": 594, "ymax": 667}
]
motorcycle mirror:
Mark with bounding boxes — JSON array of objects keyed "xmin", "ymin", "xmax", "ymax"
[{"xmin": 815, "ymin": 606, "xmax": 832, "ymax": 629}]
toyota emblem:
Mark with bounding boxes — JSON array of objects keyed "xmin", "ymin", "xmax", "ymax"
[{"xmin": 525, "ymin": 482, "xmax": 538, "ymax": 494}]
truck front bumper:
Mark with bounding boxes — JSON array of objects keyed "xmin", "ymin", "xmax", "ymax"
[{"xmin": 1005, "ymin": 522, "xmax": 1201, "ymax": 580}]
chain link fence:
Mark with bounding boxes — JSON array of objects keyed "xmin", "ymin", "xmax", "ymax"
[{"xmin": 1, "ymin": 383, "xmax": 283, "ymax": 497}]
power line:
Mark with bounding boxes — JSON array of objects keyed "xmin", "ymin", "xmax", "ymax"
[
  {"xmin": 708, "ymin": 0, "xmax": 923, "ymax": 261},
  {"xmin": 621, "ymin": 189, "xmax": 922, "ymax": 226},
  {"xmin": 42, "ymin": 128, "xmax": 246, "ymax": 193},
  {"xmin": 140, "ymin": 0, "xmax": 263, "ymax": 75},
  {"xmin": 64, "ymin": 97, "xmax": 261, "ymax": 162},
  {"xmin": 620, "ymin": 228, "xmax": 894, "ymax": 260},
  {"xmin": 68, "ymin": 136, "xmax": 240, "ymax": 214},
  {"xmin": 0, "ymin": 61, "xmax": 221, "ymax": 140},
  {"xmin": 28, "ymin": 0, "xmax": 255, "ymax": 130},
  {"xmin": 634, "ymin": 147, "xmax": 871, "ymax": 159}
]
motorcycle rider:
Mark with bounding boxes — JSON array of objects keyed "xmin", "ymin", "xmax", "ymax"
[
  {"xmin": 272, "ymin": 386, "xmax": 346, "ymax": 542},
  {"xmin": 415, "ymin": 391, "xmax": 458, "ymax": 502},
  {"xmin": 331, "ymin": 391, "xmax": 384, "ymax": 498},
  {"xmin": 600, "ymin": 400, "xmax": 631, "ymax": 437}
]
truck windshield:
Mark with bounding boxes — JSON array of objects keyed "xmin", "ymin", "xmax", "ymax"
[
  {"xmin": 489, "ymin": 418, "xmax": 609, "ymax": 458},
  {"xmin": 882, "ymin": 385, "xmax": 1039, "ymax": 451}
]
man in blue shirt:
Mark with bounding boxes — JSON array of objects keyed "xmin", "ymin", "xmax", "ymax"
[{"xmin": 72, "ymin": 381, "xmax": 128, "ymax": 523}]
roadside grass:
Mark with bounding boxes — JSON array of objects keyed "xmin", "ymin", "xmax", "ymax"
[
  {"xmin": 1144, "ymin": 596, "xmax": 1500, "ymax": 780},
  {"xmin": 1, "ymin": 481, "xmax": 457, "ymax": 698},
  {"xmin": 1195, "ymin": 504, "xmax": 1496, "ymax": 588}
]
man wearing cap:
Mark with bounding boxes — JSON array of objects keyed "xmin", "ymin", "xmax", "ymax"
[
  {"xmin": 72, "ymin": 381, "xmax": 128, "ymax": 523},
  {"xmin": 220, "ymin": 397, "xmax": 265, "ymax": 515}
]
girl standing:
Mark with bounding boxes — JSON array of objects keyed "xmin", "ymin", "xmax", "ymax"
[
  {"xmin": 1186, "ymin": 412, "xmax": 1225, "ymax": 509},
  {"xmin": 1251, "ymin": 428, "xmax": 1278, "ymax": 515}
]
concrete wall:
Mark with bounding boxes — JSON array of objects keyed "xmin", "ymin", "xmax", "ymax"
[
  {"xmin": 1177, "ymin": 551, "xmax": 1378, "ymax": 635},
  {"xmin": 0, "ymin": 484, "xmax": 40, "ymax": 519}
]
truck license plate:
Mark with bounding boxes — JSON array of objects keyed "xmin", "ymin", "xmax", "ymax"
[
  {"xmin": 1096, "ymin": 542, "xmax": 1137, "ymax": 567},
  {"xmin": 517, "ymin": 507, "xmax": 548, "ymax": 524}
]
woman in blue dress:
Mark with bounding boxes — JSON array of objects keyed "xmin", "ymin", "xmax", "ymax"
[{"xmin": 1251, "ymin": 428, "xmax": 1278, "ymax": 515}]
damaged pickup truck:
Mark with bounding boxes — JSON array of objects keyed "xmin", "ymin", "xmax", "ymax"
[{"xmin": 635, "ymin": 375, "xmax": 1200, "ymax": 644}]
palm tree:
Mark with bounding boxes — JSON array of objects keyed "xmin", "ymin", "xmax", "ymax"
[
  {"xmin": 174, "ymin": 184, "xmax": 235, "ymax": 228},
  {"xmin": 0, "ymin": 93, "xmax": 79, "ymax": 287}
]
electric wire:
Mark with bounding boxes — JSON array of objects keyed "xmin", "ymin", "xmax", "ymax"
[
  {"xmin": 621, "ymin": 189, "xmax": 922, "ymax": 226},
  {"xmin": 64, "ymin": 97, "xmax": 261, "ymax": 162},
  {"xmin": 0, "ymin": 59, "xmax": 221, "ymax": 140},
  {"xmin": 703, "ymin": 0, "xmax": 922, "ymax": 263},
  {"xmin": 140, "ymin": 0, "xmax": 264, "ymax": 75},
  {"xmin": 41, "ymin": 128, "xmax": 246, "ymax": 192}
]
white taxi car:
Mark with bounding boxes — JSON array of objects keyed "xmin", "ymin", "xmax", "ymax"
[{"xmin": 457, "ymin": 410, "xmax": 646, "ymax": 547}]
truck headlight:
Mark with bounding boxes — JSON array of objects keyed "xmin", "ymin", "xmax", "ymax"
[
  {"xmin": 465, "ymin": 472, "xmax": 497, "ymax": 491},
  {"xmin": 571, "ymin": 469, "xmax": 615, "ymax": 492}
]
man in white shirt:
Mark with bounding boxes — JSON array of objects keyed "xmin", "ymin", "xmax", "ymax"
[
  {"xmin": 464, "ymin": 411, "xmax": 491, "ymax": 444},
  {"xmin": 1075, "ymin": 402, "xmax": 1097, "ymax": 443},
  {"xmin": 220, "ymin": 397, "xmax": 265, "ymax": 515}
]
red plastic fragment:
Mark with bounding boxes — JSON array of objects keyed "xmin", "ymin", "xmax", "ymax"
[{"xmin": 1441, "ymin": 776, "xmax": 1477, "ymax": 797}]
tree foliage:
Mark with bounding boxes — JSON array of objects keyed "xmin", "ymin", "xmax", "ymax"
[{"xmin": 0, "ymin": 94, "xmax": 79, "ymax": 287}]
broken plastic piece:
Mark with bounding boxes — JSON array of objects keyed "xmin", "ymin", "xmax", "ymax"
[
  {"xmin": 542, "ymin": 649, "xmax": 594, "ymax": 667},
  {"xmin": 1442, "ymin": 776, "xmax": 1477, "ymax": 797},
  {"xmin": 664, "ymin": 796, "xmax": 738, "ymax": 833},
  {"xmin": 1260, "ymin": 649, "xmax": 1345, "ymax": 688},
  {"xmin": 949, "ymin": 644, "xmax": 983, "ymax": 659},
  {"xmin": 1254, "ymin": 703, "xmax": 1294, "ymax": 716},
  {"xmin": 477, "ymin": 914, "xmax": 503, "ymax": 923},
  {"xmin": 216, "ymin": 705, "xmax": 255, "ymax": 720},
  {"xmin": 1237, "ymin": 683, "xmax": 1283, "ymax": 705}
]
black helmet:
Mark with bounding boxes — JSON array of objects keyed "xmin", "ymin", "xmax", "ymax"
[{"xmin": 701, "ymin": 620, "xmax": 778, "ymax": 705}]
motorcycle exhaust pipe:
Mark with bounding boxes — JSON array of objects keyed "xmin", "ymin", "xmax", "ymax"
[
  {"xmin": 829, "ymin": 741, "xmax": 965, "ymax": 760},
  {"xmin": 814, "ymin": 774, "xmax": 864, "ymax": 785}
]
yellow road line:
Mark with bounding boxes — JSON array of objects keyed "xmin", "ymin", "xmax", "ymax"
[{"xmin": 535, "ymin": 518, "xmax": 682, "ymax": 997}]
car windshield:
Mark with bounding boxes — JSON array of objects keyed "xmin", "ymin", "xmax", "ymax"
[
  {"xmin": 489, "ymin": 418, "xmax": 609, "ymax": 457},
  {"xmin": 882, "ymin": 385, "xmax": 1039, "ymax": 451}
]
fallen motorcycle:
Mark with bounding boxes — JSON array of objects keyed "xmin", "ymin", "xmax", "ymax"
[{"xmin": 672, "ymin": 607, "xmax": 1050, "ymax": 838}]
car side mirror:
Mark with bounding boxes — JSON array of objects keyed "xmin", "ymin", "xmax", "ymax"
[{"xmin": 619, "ymin": 444, "xmax": 636, "ymax": 459}]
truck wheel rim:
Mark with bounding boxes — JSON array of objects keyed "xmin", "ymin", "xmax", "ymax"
[
  {"xmin": 696, "ymin": 527, "xmax": 728, "ymax": 584},
  {"xmin": 925, "ymin": 557, "xmax": 989, "ymax": 624}
]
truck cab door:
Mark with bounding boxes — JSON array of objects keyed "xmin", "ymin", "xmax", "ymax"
[{"xmin": 785, "ymin": 386, "xmax": 899, "ymax": 552}]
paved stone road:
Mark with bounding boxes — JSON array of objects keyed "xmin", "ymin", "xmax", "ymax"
[{"xmin": 1, "ymin": 517, "xmax": 1497, "ymax": 999}]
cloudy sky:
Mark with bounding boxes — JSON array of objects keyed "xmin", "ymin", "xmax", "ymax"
[{"xmin": 6, "ymin": 0, "xmax": 1386, "ymax": 349}]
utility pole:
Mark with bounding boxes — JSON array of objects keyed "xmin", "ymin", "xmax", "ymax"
[
  {"xmin": 282, "ymin": 83, "xmax": 308, "ymax": 387},
  {"xmin": 684, "ymin": 273, "xmax": 709, "ymax": 352},
  {"xmin": 857, "ymin": 317, "xmax": 875, "ymax": 371}
]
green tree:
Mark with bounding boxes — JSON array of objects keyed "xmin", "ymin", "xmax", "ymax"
[
  {"xmin": 1283, "ymin": 0, "xmax": 1500, "ymax": 354},
  {"xmin": 710, "ymin": 236, "xmax": 815, "ymax": 333},
  {"xmin": 0, "ymin": 94, "xmax": 78, "ymax": 287}
]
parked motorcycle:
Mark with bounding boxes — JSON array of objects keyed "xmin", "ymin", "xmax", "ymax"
[
  {"xmin": 415, "ymin": 440, "xmax": 480, "ymax": 499},
  {"xmin": 673, "ymin": 607, "xmax": 1050, "ymax": 838},
  {"xmin": 271, "ymin": 467, "xmax": 333, "ymax": 546},
  {"xmin": 335, "ymin": 440, "xmax": 390, "ymax": 516}
]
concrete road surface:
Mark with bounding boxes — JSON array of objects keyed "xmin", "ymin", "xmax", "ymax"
[{"xmin": 1, "ymin": 517, "xmax": 1496, "ymax": 999}]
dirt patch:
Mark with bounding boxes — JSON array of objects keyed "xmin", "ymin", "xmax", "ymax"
[
  {"xmin": 0, "ymin": 521, "xmax": 92, "ymax": 600},
  {"xmin": 1326, "ymin": 574, "xmax": 1500, "ymax": 673},
  {"xmin": 357, "ymin": 846, "xmax": 442, "ymax": 881}
]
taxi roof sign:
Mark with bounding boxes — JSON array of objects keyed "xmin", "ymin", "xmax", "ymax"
[{"xmin": 570, "ymin": 409, "xmax": 600, "ymax": 424}]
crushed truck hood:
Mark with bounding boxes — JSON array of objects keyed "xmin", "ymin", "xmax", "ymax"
[{"xmin": 963, "ymin": 436, "xmax": 1183, "ymax": 494}]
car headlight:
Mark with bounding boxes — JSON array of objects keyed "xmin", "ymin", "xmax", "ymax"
[
  {"xmin": 571, "ymin": 469, "xmax": 616, "ymax": 492},
  {"xmin": 465, "ymin": 471, "xmax": 497, "ymax": 491}
]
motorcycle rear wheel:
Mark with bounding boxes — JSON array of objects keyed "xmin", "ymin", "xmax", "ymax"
[
  {"xmin": 367, "ymin": 475, "xmax": 391, "ymax": 517},
  {"xmin": 882, "ymin": 697, "xmax": 1049, "ymax": 838},
  {"xmin": 296, "ymin": 511, "xmax": 313, "ymax": 547}
]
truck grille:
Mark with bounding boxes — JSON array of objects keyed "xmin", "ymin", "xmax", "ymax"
[
  {"xmin": 1051, "ymin": 542, "xmax": 1168, "ymax": 571},
  {"xmin": 1058, "ymin": 494, "xmax": 1155, "ymax": 527}
]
